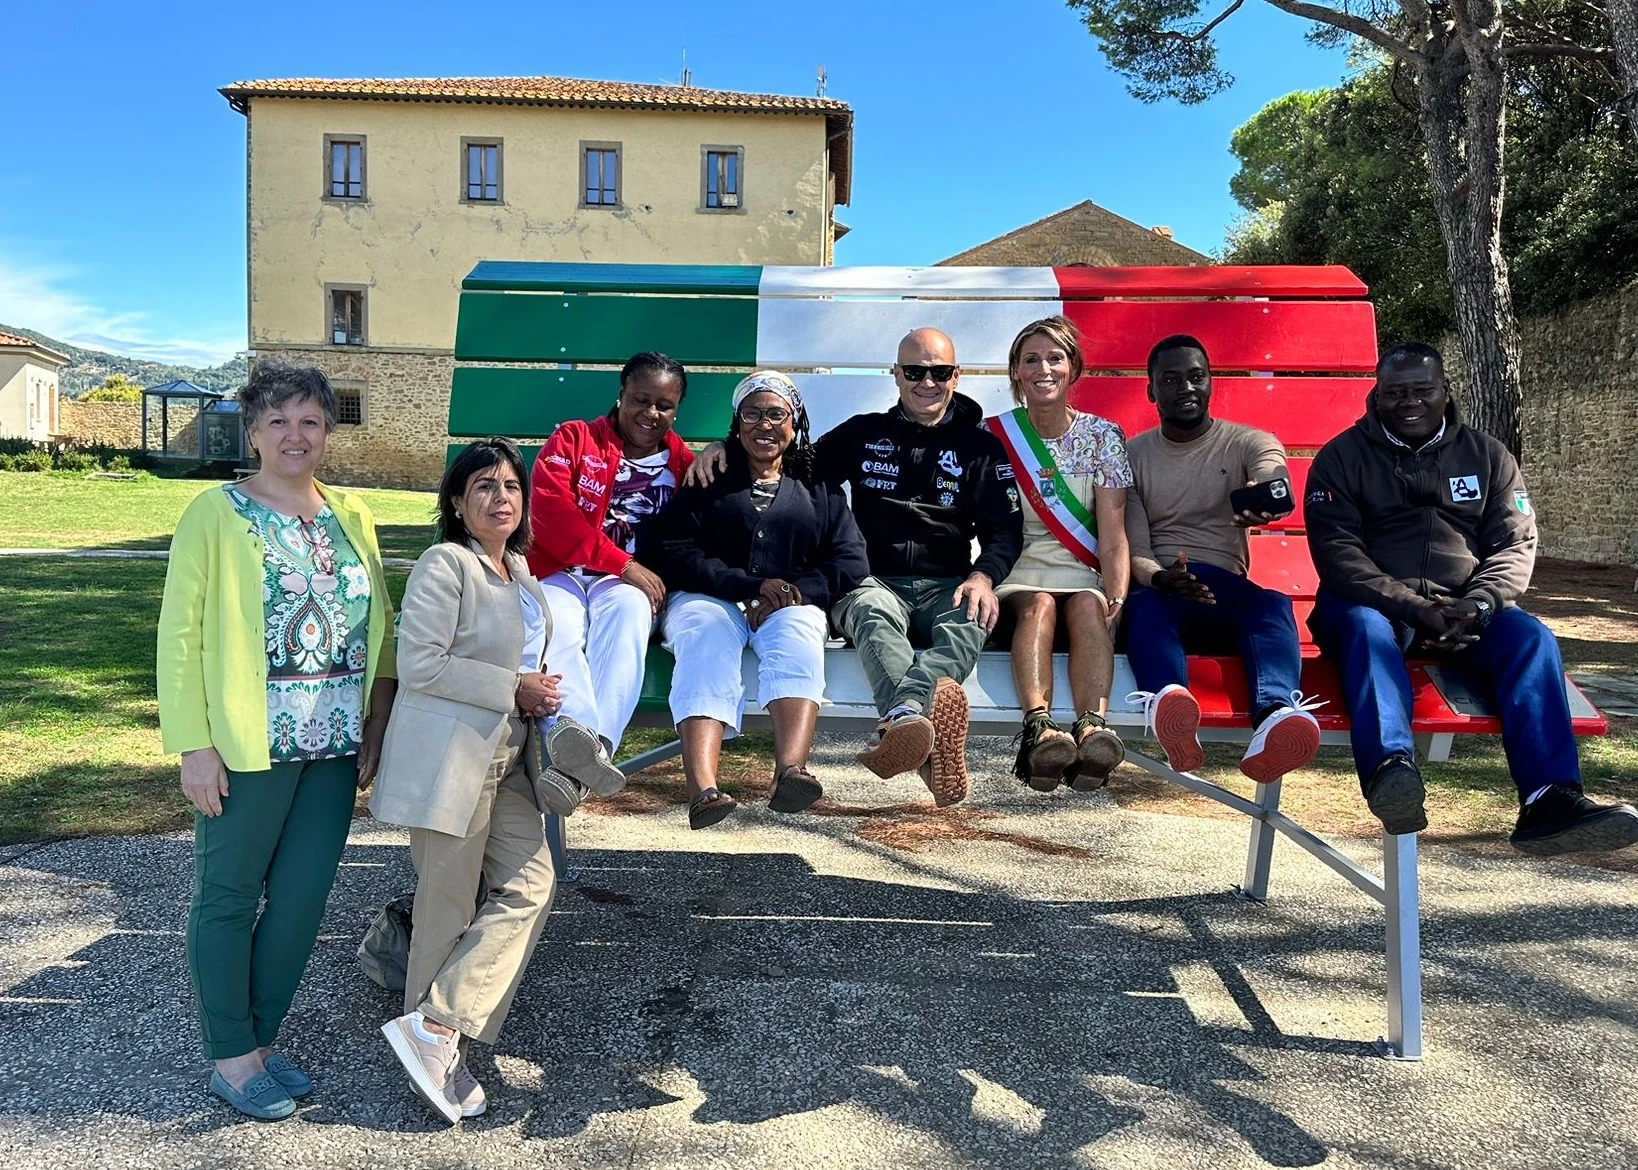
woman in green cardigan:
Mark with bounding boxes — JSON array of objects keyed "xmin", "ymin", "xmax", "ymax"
[{"xmin": 157, "ymin": 359, "xmax": 398, "ymax": 1120}]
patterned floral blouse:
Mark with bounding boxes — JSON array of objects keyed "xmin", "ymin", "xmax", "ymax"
[{"xmin": 225, "ymin": 485, "xmax": 373, "ymax": 763}]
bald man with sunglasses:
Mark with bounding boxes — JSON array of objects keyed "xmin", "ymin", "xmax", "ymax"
[{"xmin": 690, "ymin": 328, "xmax": 1023, "ymax": 804}]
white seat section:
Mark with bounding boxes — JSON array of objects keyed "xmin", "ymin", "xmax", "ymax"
[
  {"xmin": 719, "ymin": 648, "xmax": 1358, "ymax": 745},
  {"xmin": 757, "ymin": 266, "xmax": 1063, "ymax": 299},
  {"xmin": 756, "ymin": 299, "xmax": 1067, "ymax": 369}
]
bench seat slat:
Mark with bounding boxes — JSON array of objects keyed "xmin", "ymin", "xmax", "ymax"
[
  {"xmin": 463, "ymin": 260, "xmax": 764, "ymax": 295},
  {"xmin": 625, "ymin": 646, "xmax": 1607, "ymax": 738},
  {"xmin": 455, "ymin": 291, "xmax": 760, "ymax": 364},
  {"xmin": 1071, "ymin": 376, "xmax": 1366, "ymax": 448},
  {"xmin": 1063, "ymin": 301, "xmax": 1378, "ymax": 373}
]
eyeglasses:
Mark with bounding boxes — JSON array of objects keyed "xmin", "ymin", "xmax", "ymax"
[
  {"xmin": 898, "ymin": 364, "xmax": 957, "ymax": 384},
  {"xmin": 737, "ymin": 405, "xmax": 792, "ymax": 425}
]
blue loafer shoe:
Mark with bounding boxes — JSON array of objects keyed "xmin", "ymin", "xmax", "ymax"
[
  {"xmin": 209, "ymin": 1069, "xmax": 297, "ymax": 1120},
  {"xmin": 263, "ymin": 1053, "xmax": 314, "ymax": 1098}
]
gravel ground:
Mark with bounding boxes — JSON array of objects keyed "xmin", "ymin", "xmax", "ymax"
[{"xmin": 2, "ymin": 732, "xmax": 1635, "ymax": 1169}]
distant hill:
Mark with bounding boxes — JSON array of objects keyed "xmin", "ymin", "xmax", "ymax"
[{"xmin": 0, "ymin": 323, "xmax": 250, "ymax": 397}]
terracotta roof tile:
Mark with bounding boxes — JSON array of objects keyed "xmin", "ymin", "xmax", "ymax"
[{"xmin": 219, "ymin": 75, "xmax": 849, "ymax": 114}]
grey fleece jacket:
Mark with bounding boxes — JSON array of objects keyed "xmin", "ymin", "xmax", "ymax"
[{"xmin": 1303, "ymin": 397, "xmax": 1537, "ymax": 623}]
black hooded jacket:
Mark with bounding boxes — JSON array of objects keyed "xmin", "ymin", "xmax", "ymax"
[
  {"xmin": 1304, "ymin": 396, "xmax": 1536, "ymax": 622},
  {"xmin": 813, "ymin": 393, "xmax": 1023, "ymax": 584}
]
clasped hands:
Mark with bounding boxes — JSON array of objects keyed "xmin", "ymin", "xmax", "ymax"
[
  {"xmin": 1414, "ymin": 596, "xmax": 1485, "ymax": 648},
  {"xmin": 747, "ymin": 578, "xmax": 803, "ymax": 630},
  {"xmin": 516, "ymin": 671, "xmax": 564, "ymax": 718}
]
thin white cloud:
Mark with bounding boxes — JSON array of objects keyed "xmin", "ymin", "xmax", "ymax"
[{"xmin": 0, "ymin": 250, "xmax": 245, "ymax": 368}]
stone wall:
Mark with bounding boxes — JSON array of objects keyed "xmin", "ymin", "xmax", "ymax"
[
  {"xmin": 258, "ymin": 347, "xmax": 455, "ymax": 490},
  {"xmin": 1441, "ymin": 280, "xmax": 1638, "ymax": 566},
  {"xmin": 58, "ymin": 400, "xmax": 143, "ymax": 448}
]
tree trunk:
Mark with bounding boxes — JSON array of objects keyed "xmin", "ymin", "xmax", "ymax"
[
  {"xmin": 1414, "ymin": 8, "xmax": 1525, "ymax": 455},
  {"xmin": 1609, "ymin": 0, "xmax": 1638, "ymax": 150}
]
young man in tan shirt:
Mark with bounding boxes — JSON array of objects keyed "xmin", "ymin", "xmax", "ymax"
[{"xmin": 1122, "ymin": 335, "xmax": 1321, "ymax": 782}]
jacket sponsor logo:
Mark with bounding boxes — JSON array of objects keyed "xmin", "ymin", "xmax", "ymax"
[
  {"xmin": 545, "ymin": 454, "xmax": 571, "ymax": 467},
  {"xmin": 865, "ymin": 438, "xmax": 896, "ymax": 457},
  {"xmin": 1512, "ymin": 488, "xmax": 1532, "ymax": 516},
  {"xmin": 1448, "ymin": 475, "xmax": 1482, "ymax": 502},
  {"xmin": 584, "ymin": 456, "xmax": 608, "ymax": 472},
  {"xmin": 936, "ymin": 476, "xmax": 959, "ymax": 493},
  {"xmin": 938, "ymin": 450, "xmax": 963, "ymax": 478},
  {"xmin": 862, "ymin": 459, "xmax": 900, "ymax": 475},
  {"xmin": 578, "ymin": 475, "xmax": 608, "ymax": 497},
  {"xmin": 939, "ymin": 492, "xmax": 955, "ymax": 506},
  {"xmin": 1306, "ymin": 488, "xmax": 1333, "ymax": 505},
  {"xmin": 995, "ymin": 464, "xmax": 1015, "ymax": 481},
  {"xmin": 861, "ymin": 477, "xmax": 897, "ymax": 491}
]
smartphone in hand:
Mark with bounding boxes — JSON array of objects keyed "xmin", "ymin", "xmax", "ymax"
[{"xmin": 1229, "ymin": 477, "xmax": 1295, "ymax": 518}]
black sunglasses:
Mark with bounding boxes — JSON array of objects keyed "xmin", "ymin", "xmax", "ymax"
[{"xmin": 899, "ymin": 364, "xmax": 957, "ymax": 384}]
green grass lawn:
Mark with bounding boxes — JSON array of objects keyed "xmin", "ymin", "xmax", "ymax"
[
  {"xmin": 0, "ymin": 471, "xmax": 1632, "ymax": 853},
  {"xmin": 0, "ymin": 470, "xmax": 438, "ymax": 560}
]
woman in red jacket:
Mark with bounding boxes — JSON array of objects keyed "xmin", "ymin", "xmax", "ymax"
[{"xmin": 528, "ymin": 353, "xmax": 695, "ymax": 774}]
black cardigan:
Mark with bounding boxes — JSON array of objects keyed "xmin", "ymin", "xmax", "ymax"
[{"xmin": 646, "ymin": 470, "xmax": 869, "ymax": 611}]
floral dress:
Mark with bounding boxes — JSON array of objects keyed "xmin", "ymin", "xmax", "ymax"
[
  {"xmin": 226, "ymin": 485, "xmax": 373, "ymax": 763},
  {"xmin": 994, "ymin": 410, "xmax": 1134, "ymax": 599}
]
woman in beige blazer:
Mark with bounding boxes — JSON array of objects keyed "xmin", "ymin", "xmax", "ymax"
[{"xmin": 371, "ymin": 438, "xmax": 623, "ymax": 1125}]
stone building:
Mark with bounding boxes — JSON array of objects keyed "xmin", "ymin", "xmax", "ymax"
[
  {"xmin": 0, "ymin": 331, "xmax": 68, "ymax": 442},
  {"xmin": 221, "ymin": 74, "xmax": 854, "ymax": 488},
  {"xmin": 940, "ymin": 200, "xmax": 1209, "ymax": 267}
]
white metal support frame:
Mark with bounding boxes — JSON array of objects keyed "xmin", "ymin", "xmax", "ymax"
[{"xmin": 548, "ymin": 648, "xmax": 1427, "ymax": 1060}]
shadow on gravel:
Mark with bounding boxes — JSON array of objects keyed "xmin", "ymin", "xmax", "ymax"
[{"xmin": 4, "ymin": 835, "xmax": 1637, "ymax": 1165}]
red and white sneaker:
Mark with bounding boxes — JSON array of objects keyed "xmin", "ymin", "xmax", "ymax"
[
  {"xmin": 1239, "ymin": 693, "xmax": 1324, "ymax": 784},
  {"xmin": 1128, "ymin": 684, "xmax": 1206, "ymax": 774}
]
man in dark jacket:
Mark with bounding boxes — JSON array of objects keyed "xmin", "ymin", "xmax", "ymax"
[
  {"xmin": 822, "ymin": 328, "xmax": 1023, "ymax": 806},
  {"xmin": 1305, "ymin": 342, "xmax": 1637, "ymax": 855}
]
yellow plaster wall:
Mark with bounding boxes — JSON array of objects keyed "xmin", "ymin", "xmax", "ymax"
[
  {"xmin": 246, "ymin": 98, "xmax": 833, "ymax": 349},
  {"xmin": 0, "ymin": 356, "xmax": 60, "ymax": 441}
]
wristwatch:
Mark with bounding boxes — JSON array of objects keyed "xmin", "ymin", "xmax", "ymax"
[{"xmin": 1470, "ymin": 598, "xmax": 1494, "ymax": 626}]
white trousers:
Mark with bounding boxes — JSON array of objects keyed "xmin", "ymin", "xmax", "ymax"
[
  {"xmin": 661, "ymin": 593, "xmax": 828, "ymax": 738},
  {"xmin": 540, "ymin": 571, "xmax": 654, "ymax": 753}
]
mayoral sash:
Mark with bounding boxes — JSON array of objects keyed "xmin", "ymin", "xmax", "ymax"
[{"xmin": 986, "ymin": 408, "xmax": 1100, "ymax": 569}]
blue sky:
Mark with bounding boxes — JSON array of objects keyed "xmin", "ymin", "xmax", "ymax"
[{"xmin": 0, "ymin": 0, "xmax": 1354, "ymax": 366}]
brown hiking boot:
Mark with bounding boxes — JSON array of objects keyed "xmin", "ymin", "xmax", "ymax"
[{"xmin": 925, "ymin": 677, "xmax": 970, "ymax": 807}]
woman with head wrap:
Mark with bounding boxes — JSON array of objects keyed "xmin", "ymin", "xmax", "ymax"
[{"xmin": 645, "ymin": 371, "xmax": 869, "ymax": 829}]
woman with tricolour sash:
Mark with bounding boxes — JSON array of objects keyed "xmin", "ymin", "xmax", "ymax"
[{"xmin": 988, "ymin": 316, "xmax": 1132, "ymax": 793}]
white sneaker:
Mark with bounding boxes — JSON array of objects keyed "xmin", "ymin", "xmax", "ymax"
[
  {"xmin": 1240, "ymin": 693, "xmax": 1324, "ymax": 784},
  {"xmin": 1127, "ymin": 684, "xmax": 1205, "ymax": 773},
  {"xmin": 381, "ymin": 1013, "xmax": 463, "ymax": 1124}
]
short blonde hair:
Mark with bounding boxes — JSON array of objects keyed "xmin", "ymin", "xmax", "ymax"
[{"xmin": 1006, "ymin": 316, "xmax": 1085, "ymax": 405}]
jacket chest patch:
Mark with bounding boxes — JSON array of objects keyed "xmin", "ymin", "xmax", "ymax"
[{"xmin": 1448, "ymin": 475, "xmax": 1482, "ymax": 503}]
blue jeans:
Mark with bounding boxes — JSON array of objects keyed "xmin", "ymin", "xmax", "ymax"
[
  {"xmin": 1123, "ymin": 562, "xmax": 1303, "ymax": 718},
  {"xmin": 1308, "ymin": 589, "xmax": 1579, "ymax": 796}
]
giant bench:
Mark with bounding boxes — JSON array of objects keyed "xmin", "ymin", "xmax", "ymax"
[{"xmin": 448, "ymin": 260, "xmax": 1609, "ymax": 1059}]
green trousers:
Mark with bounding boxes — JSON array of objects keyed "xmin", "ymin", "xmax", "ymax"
[
  {"xmin": 832, "ymin": 575, "xmax": 988, "ymax": 716},
  {"xmin": 187, "ymin": 754, "xmax": 358, "ymax": 1060}
]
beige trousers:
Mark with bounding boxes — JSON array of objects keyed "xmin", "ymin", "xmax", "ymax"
[{"xmin": 405, "ymin": 716, "xmax": 557, "ymax": 1046}]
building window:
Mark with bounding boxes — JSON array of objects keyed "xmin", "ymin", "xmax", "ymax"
[
  {"xmin": 328, "ymin": 286, "xmax": 366, "ymax": 346},
  {"xmin": 324, "ymin": 135, "xmax": 366, "ymax": 200},
  {"xmin": 581, "ymin": 142, "xmax": 620, "ymax": 207},
  {"xmin": 334, "ymin": 382, "xmax": 365, "ymax": 426},
  {"xmin": 702, "ymin": 146, "xmax": 744, "ymax": 210},
  {"xmin": 461, "ymin": 138, "xmax": 502, "ymax": 203}
]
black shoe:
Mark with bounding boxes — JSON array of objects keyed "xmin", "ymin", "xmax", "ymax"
[
  {"xmin": 1362, "ymin": 754, "xmax": 1428, "ymax": 835},
  {"xmin": 1510, "ymin": 784, "xmax": 1638, "ymax": 856}
]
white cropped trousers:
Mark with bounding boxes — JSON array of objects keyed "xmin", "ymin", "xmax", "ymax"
[
  {"xmin": 539, "ymin": 570, "xmax": 654, "ymax": 753},
  {"xmin": 660, "ymin": 593, "xmax": 828, "ymax": 738}
]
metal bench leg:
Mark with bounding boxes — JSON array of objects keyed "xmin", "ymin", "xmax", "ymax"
[
  {"xmin": 1416, "ymin": 732, "xmax": 1454, "ymax": 762},
  {"xmin": 1240, "ymin": 779, "xmax": 1282, "ymax": 903},
  {"xmin": 618, "ymin": 738, "xmax": 684, "ymax": 776},
  {"xmin": 1378, "ymin": 830, "xmax": 1424, "ymax": 1060},
  {"xmin": 545, "ymin": 812, "xmax": 572, "ymax": 881}
]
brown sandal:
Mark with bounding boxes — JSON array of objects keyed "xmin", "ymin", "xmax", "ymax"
[
  {"xmin": 688, "ymin": 787, "xmax": 737, "ymax": 830},
  {"xmin": 1013, "ymin": 707, "xmax": 1076, "ymax": 792}
]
